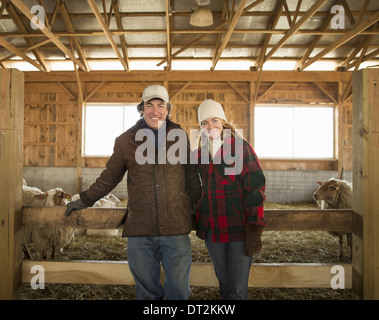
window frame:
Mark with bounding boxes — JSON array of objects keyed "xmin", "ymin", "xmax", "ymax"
[
  {"xmin": 253, "ymin": 104, "xmax": 336, "ymax": 160},
  {"xmin": 83, "ymin": 103, "xmax": 140, "ymax": 157}
]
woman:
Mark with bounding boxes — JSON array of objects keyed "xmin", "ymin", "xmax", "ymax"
[{"xmin": 194, "ymin": 99, "xmax": 266, "ymax": 300}]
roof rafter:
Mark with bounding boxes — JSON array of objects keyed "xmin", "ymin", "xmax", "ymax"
[
  {"xmin": 0, "ymin": 37, "xmax": 44, "ymax": 71},
  {"xmin": 10, "ymin": 0, "xmax": 86, "ymax": 71},
  {"xmin": 112, "ymin": 0, "xmax": 130, "ymax": 71},
  {"xmin": 58, "ymin": 0, "xmax": 90, "ymax": 72},
  {"xmin": 297, "ymin": 0, "xmax": 340, "ymax": 71},
  {"xmin": 264, "ymin": 0, "xmax": 328, "ymax": 64},
  {"xmin": 211, "ymin": 0, "xmax": 228, "ymax": 68},
  {"xmin": 211, "ymin": 0, "xmax": 247, "ymax": 70},
  {"xmin": 302, "ymin": 10, "xmax": 379, "ymax": 70},
  {"xmin": 5, "ymin": 0, "xmax": 49, "ymax": 71},
  {"xmin": 255, "ymin": 0, "xmax": 284, "ymax": 70},
  {"xmin": 87, "ymin": 0, "xmax": 128, "ymax": 71},
  {"xmin": 165, "ymin": 0, "xmax": 171, "ymax": 71}
]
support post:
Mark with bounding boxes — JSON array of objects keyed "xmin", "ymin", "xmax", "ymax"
[
  {"xmin": 352, "ymin": 68, "xmax": 379, "ymax": 299},
  {"xmin": 0, "ymin": 69, "xmax": 24, "ymax": 299}
]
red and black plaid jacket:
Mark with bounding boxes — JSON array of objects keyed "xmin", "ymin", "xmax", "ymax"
[{"xmin": 195, "ymin": 136, "xmax": 266, "ymax": 242}]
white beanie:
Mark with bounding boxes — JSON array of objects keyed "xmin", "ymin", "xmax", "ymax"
[{"xmin": 198, "ymin": 99, "xmax": 227, "ymax": 124}]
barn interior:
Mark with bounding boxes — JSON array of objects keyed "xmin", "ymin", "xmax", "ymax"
[
  {"xmin": 1, "ymin": 0, "xmax": 379, "ymax": 300},
  {"xmin": 0, "ymin": 0, "xmax": 377, "ymax": 201}
]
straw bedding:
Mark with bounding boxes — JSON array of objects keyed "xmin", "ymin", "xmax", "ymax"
[{"xmin": 22, "ymin": 201, "xmax": 352, "ymax": 300}]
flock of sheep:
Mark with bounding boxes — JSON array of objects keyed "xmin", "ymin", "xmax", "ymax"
[
  {"xmin": 22, "ymin": 177, "xmax": 353, "ymax": 261},
  {"xmin": 22, "ymin": 179, "xmax": 121, "ymax": 260}
]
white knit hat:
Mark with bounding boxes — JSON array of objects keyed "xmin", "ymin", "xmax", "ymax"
[
  {"xmin": 142, "ymin": 85, "xmax": 169, "ymax": 102},
  {"xmin": 198, "ymin": 99, "xmax": 227, "ymax": 124}
]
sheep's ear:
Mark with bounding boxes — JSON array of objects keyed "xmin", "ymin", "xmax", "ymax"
[
  {"xmin": 33, "ymin": 194, "xmax": 46, "ymax": 200},
  {"xmin": 316, "ymin": 181, "xmax": 323, "ymax": 185}
]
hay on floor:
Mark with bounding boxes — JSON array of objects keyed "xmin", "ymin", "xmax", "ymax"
[{"xmin": 22, "ymin": 201, "xmax": 352, "ymax": 300}]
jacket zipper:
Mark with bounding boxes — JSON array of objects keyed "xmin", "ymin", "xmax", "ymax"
[{"xmin": 153, "ymin": 164, "xmax": 161, "ymax": 235}]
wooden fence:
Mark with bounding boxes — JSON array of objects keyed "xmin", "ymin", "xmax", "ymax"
[{"xmin": 21, "ymin": 207, "xmax": 353, "ymax": 289}]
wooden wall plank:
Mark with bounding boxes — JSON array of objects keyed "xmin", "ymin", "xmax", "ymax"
[
  {"xmin": 22, "ymin": 206, "xmax": 353, "ymax": 232},
  {"xmin": 352, "ymin": 68, "xmax": 379, "ymax": 299},
  {"xmin": 22, "ymin": 71, "xmax": 352, "ymax": 171},
  {"xmin": 0, "ymin": 69, "xmax": 24, "ymax": 300},
  {"xmin": 21, "ymin": 260, "xmax": 352, "ymax": 288}
]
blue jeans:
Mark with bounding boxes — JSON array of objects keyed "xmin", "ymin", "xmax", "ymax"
[
  {"xmin": 205, "ymin": 229, "xmax": 252, "ymax": 300},
  {"xmin": 127, "ymin": 234, "xmax": 192, "ymax": 300}
]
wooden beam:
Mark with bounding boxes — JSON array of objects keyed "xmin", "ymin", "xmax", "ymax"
[
  {"xmin": 58, "ymin": 0, "xmax": 90, "ymax": 72},
  {"xmin": 211, "ymin": 0, "xmax": 247, "ymax": 70},
  {"xmin": 352, "ymin": 68, "xmax": 379, "ymax": 299},
  {"xmin": 0, "ymin": 39, "xmax": 52, "ymax": 62},
  {"xmin": 84, "ymin": 81, "xmax": 107, "ymax": 102},
  {"xmin": 3, "ymin": 28, "xmax": 379, "ymax": 38},
  {"xmin": 87, "ymin": 0, "xmax": 128, "ymax": 71},
  {"xmin": 297, "ymin": 0, "xmax": 340, "ymax": 70},
  {"xmin": 21, "ymin": 260, "xmax": 352, "ymax": 288},
  {"xmin": 0, "ymin": 37, "xmax": 44, "ymax": 71},
  {"xmin": 112, "ymin": 0, "xmax": 130, "ymax": 71},
  {"xmin": 170, "ymin": 81, "xmax": 192, "ymax": 100},
  {"xmin": 23, "ymin": 70, "xmax": 353, "ymax": 83},
  {"xmin": 341, "ymin": 0, "xmax": 355, "ymax": 26},
  {"xmin": 264, "ymin": 0, "xmax": 328, "ymax": 63},
  {"xmin": 256, "ymin": 81, "xmax": 277, "ymax": 103},
  {"xmin": 302, "ymin": 11, "xmax": 379, "ymax": 70},
  {"xmin": 165, "ymin": 0, "xmax": 171, "ymax": 71},
  {"xmin": 227, "ymin": 81, "xmax": 250, "ymax": 103},
  {"xmin": 10, "ymin": 0, "xmax": 86, "ymax": 71},
  {"xmin": 157, "ymin": 21, "xmax": 228, "ymax": 67},
  {"xmin": 22, "ymin": 206, "xmax": 353, "ymax": 232},
  {"xmin": 313, "ymin": 82, "xmax": 337, "ymax": 104},
  {"xmin": 157, "ymin": 0, "xmax": 264, "ymax": 67},
  {"xmin": 57, "ymin": 81, "xmax": 76, "ymax": 100},
  {"xmin": 255, "ymin": 0, "xmax": 284, "ymax": 70},
  {"xmin": 211, "ymin": 0, "xmax": 228, "ymax": 68},
  {"xmin": 0, "ymin": 69, "xmax": 24, "ymax": 299},
  {"xmin": 5, "ymin": 1, "xmax": 49, "ymax": 71}
]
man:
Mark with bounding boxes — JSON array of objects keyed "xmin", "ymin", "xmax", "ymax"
[{"xmin": 65, "ymin": 85, "xmax": 201, "ymax": 300}]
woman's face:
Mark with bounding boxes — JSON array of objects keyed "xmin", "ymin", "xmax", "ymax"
[{"xmin": 201, "ymin": 117, "xmax": 223, "ymax": 139}]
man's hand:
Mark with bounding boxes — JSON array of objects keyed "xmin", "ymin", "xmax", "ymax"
[{"xmin": 65, "ymin": 198, "xmax": 88, "ymax": 217}]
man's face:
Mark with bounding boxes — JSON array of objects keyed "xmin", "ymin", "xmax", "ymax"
[{"xmin": 142, "ymin": 98, "xmax": 169, "ymax": 129}]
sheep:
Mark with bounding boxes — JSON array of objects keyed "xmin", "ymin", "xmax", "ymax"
[
  {"xmin": 313, "ymin": 178, "xmax": 352, "ymax": 260},
  {"xmin": 72, "ymin": 194, "xmax": 121, "ymax": 236},
  {"xmin": 22, "ymin": 186, "xmax": 75, "ymax": 260}
]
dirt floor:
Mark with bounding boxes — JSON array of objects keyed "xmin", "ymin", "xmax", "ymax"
[{"xmin": 22, "ymin": 201, "xmax": 352, "ymax": 300}]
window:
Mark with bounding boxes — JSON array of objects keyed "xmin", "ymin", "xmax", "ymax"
[
  {"xmin": 254, "ymin": 105, "xmax": 334, "ymax": 159},
  {"xmin": 84, "ymin": 104, "xmax": 140, "ymax": 156}
]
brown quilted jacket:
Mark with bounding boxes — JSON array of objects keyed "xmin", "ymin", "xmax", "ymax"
[{"xmin": 80, "ymin": 119, "xmax": 201, "ymax": 237}]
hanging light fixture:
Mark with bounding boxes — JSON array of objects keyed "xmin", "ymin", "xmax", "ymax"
[{"xmin": 190, "ymin": 0, "xmax": 213, "ymax": 27}]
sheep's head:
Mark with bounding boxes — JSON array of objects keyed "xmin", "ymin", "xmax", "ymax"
[
  {"xmin": 44, "ymin": 188, "xmax": 72, "ymax": 206},
  {"xmin": 313, "ymin": 179, "xmax": 340, "ymax": 203}
]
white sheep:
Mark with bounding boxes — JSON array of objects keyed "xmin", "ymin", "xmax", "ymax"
[
  {"xmin": 23, "ymin": 186, "xmax": 75, "ymax": 260},
  {"xmin": 313, "ymin": 178, "xmax": 352, "ymax": 260}
]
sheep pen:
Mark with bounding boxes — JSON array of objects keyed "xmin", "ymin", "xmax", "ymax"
[{"xmin": 22, "ymin": 201, "xmax": 352, "ymax": 300}]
